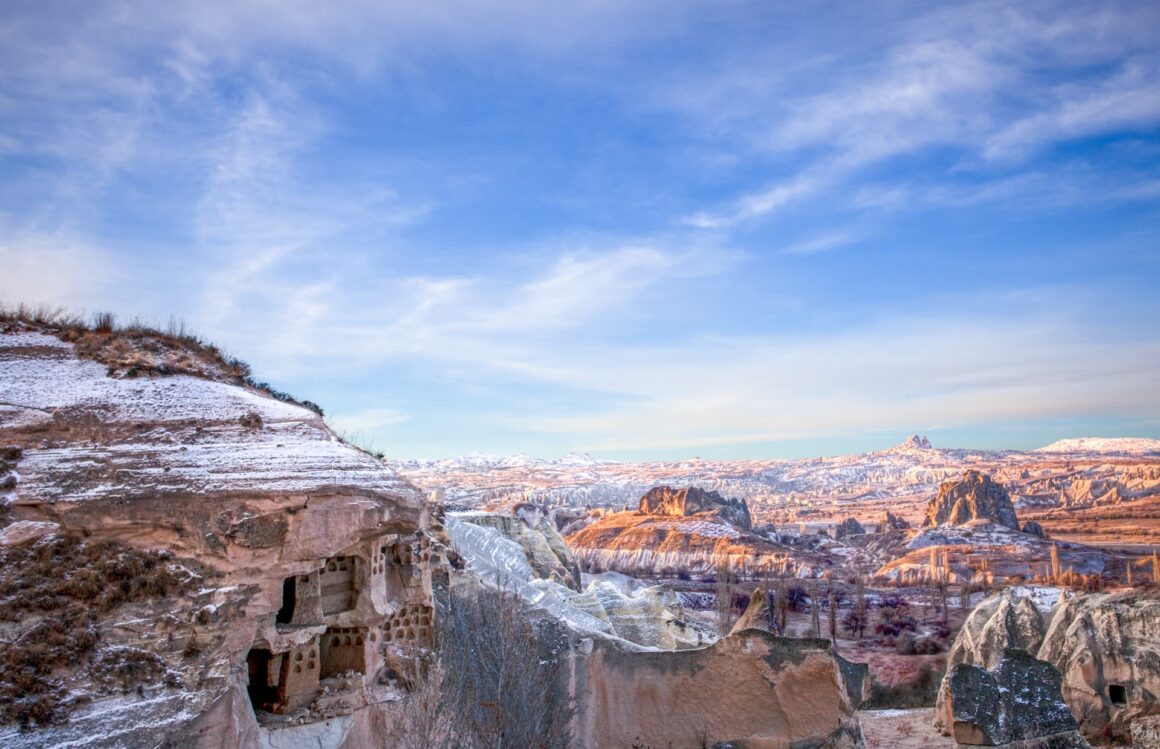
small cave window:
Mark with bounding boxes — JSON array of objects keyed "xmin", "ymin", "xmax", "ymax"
[
  {"xmin": 276, "ymin": 576, "xmax": 297, "ymax": 625},
  {"xmin": 1109, "ymin": 684, "xmax": 1127, "ymax": 705}
]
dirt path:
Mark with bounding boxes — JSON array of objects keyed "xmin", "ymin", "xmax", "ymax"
[{"xmin": 859, "ymin": 708, "xmax": 955, "ymax": 749}]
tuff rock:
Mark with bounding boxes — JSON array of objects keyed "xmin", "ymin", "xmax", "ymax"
[
  {"xmin": 943, "ymin": 648, "xmax": 1088, "ymax": 748},
  {"xmin": 0, "ymin": 326, "xmax": 445, "ymax": 748},
  {"xmin": 924, "ymin": 470, "xmax": 1021, "ymax": 529},
  {"xmin": 638, "ymin": 485, "xmax": 753, "ymax": 530}
]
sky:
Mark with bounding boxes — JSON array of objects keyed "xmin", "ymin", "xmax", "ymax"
[{"xmin": 1, "ymin": 0, "xmax": 1159, "ymax": 461}]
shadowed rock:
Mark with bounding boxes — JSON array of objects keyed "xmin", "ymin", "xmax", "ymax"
[{"xmin": 945, "ymin": 648, "xmax": 1088, "ymax": 748}]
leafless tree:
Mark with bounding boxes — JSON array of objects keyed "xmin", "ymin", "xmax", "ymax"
[
  {"xmin": 394, "ymin": 587, "xmax": 574, "ymax": 749},
  {"xmin": 715, "ymin": 563, "xmax": 740, "ymax": 637}
]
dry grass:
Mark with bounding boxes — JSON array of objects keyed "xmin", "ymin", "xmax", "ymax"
[
  {"xmin": 0, "ymin": 535, "xmax": 199, "ymax": 727},
  {"xmin": 0, "ymin": 303, "xmax": 324, "ymax": 416}
]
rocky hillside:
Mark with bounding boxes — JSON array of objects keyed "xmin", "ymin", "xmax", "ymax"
[
  {"xmin": 565, "ymin": 486, "xmax": 839, "ymax": 577},
  {"xmin": 0, "ymin": 321, "xmax": 443, "ymax": 748}
]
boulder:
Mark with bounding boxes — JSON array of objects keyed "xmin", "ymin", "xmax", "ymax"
[
  {"xmin": 935, "ymin": 591, "xmax": 1048, "ymax": 733},
  {"xmin": 835, "ymin": 517, "xmax": 866, "ymax": 539},
  {"xmin": 638, "ymin": 485, "xmax": 752, "ymax": 530},
  {"xmin": 923, "ymin": 470, "xmax": 1020, "ymax": 529},
  {"xmin": 944, "ymin": 648, "xmax": 1088, "ymax": 748},
  {"xmin": 1038, "ymin": 589, "xmax": 1160, "ymax": 743}
]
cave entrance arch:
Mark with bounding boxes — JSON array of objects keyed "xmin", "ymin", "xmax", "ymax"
[{"xmin": 276, "ymin": 576, "xmax": 296, "ymax": 625}]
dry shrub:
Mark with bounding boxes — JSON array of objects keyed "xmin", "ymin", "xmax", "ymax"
[
  {"xmin": 0, "ymin": 535, "xmax": 197, "ymax": 727},
  {"xmin": 0, "ymin": 303, "xmax": 324, "ymax": 416}
]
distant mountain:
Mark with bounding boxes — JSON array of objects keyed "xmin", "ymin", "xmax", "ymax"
[
  {"xmin": 390, "ymin": 436, "xmax": 1160, "ymax": 522},
  {"xmin": 1035, "ymin": 437, "xmax": 1160, "ymax": 455}
]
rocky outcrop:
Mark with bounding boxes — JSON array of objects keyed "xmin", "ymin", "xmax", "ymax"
[
  {"xmin": 0, "ymin": 325, "xmax": 443, "ymax": 748},
  {"xmin": 576, "ymin": 631, "xmax": 868, "ymax": 748},
  {"xmin": 935, "ymin": 591, "xmax": 1049, "ymax": 733},
  {"xmin": 835, "ymin": 517, "xmax": 865, "ymax": 539},
  {"xmin": 943, "ymin": 648, "xmax": 1088, "ymax": 748},
  {"xmin": 924, "ymin": 470, "xmax": 1020, "ymax": 529},
  {"xmin": 729, "ymin": 587, "xmax": 775, "ymax": 636},
  {"xmin": 938, "ymin": 589, "xmax": 1160, "ymax": 745},
  {"xmin": 638, "ymin": 485, "xmax": 752, "ymax": 530},
  {"xmin": 1038, "ymin": 589, "xmax": 1160, "ymax": 743},
  {"xmin": 881, "ymin": 509, "xmax": 910, "ymax": 530},
  {"xmin": 1022, "ymin": 520, "xmax": 1048, "ymax": 538}
]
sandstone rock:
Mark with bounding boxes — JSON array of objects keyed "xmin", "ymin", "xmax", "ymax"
[
  {"xmin": 923, "ymin": 470, "xmax": 1020, "ymax": 529},
  {"xmin": 639, "ymin": 485, "xmax": 752, "ymax": 530},
  {"xmin": 0, "ymin": 326, "xmax": 444, "ymax": 748},
  {"xmin": 835, "ymin": 517, "xmax": 865, "ymax": 539},
  {"xmin": 577, "ymin": 631, "xmax": 868, "ymax": 749},
  {"xmin": 1038, "ymin": 588, "xmax": 1160, "ymax": 743},
  {"xmin": 944, "ymin": 648, "xmax": 1088, "ymax": 748}
]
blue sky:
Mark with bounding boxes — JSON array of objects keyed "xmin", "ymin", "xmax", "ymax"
[{"xmin": 2, "ymin": 0, "xmax": 1159, "ymax": 460}]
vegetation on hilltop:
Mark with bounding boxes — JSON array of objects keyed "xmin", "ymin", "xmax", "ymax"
[{"xmin": 0, "ymin": 303, "xmax": 324, "ymax": 416}]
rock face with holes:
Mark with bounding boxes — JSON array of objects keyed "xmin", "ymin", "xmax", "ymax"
[
  {"xmin": 0, "ymin": 323, "xmax": 445, "ymax": 748},
  {"xmin": 1037, "ymin": 589, "xmax": 1160, "ymax": 744},
  {"xmin": 936, "ymin": 588, "xmax": 1160, "ymax": 745}
]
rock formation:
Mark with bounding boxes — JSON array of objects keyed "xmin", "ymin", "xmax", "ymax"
[
  {"xmin": 881, "ymin": 509, "xmax": 910, "ymax": 530},
  {"xmin": 728, "ymin": 587, "xmax": 775, "ymax": 636},
  {"xmin": 923, "ymin": 470, "xmax": 1020, "ymax": 529},
  {"xmin": 638, "ymin": 485, "xmax": 752, "ymax": 529},
  {"xmin": 935, "ymin": 591, "xmax": 1049, "ymax": 733},
  {"xmin": 1022, "ymin": 520, "xmax": 1048, "ymax": 538},
  {"xmin": 938, "ymin": 589, "xmax": 1160, "ymax": 745},
  {"xmin": 943, "ymin": 648, "xmax": 1089, "ymax": 748},
  {"xmin": 1037, "ymin": 589, "xmax": 1160, "ymax": 743},
  {"xmin": 577, "ymin": 632, "xmax": 868, "ymax": 748},
  {"xmin": 834, "ymin": 517, "xmax": 865, "ymax": 539},
  {"xmin": 0, "ymin": 324, "xmax": 444, "ymax": 748}
]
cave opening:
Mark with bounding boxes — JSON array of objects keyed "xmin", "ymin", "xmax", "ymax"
[
  {"xmin": 1109, "ymin": 684, "xmax": 1127, "ymax": 705},
  {"xmin": 276, "ymin": 576, "xmax": 296, "ymax": 625},
  {"xmin": 246, "ymin": 648, "xmax": 280, "ymax": 713}
]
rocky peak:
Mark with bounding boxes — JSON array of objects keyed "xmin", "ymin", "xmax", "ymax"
[
  {"xmin": 896, "ymin": 434, "xmax": 933, "ymax": 450},
  {"xmin": 923, "ymin": 470, "xmax": 1020, "ymax": 529},
  {"xmin": 637, "ymin": 485, "xmax": 752, "ymax": 529}
]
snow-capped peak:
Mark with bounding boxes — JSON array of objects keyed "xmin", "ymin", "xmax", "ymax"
[{"xmin": 1035, "ymin": 437, "xmax": 1160, "ymax": 455}]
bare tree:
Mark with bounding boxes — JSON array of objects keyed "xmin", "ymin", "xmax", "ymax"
[
  {"xmin": 395, "ymin": 587, "xmax": 574, "ymax": 749},
  {"xmin": 715, "ymin": 563, "xmax": 740, "ymax": 637}
]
